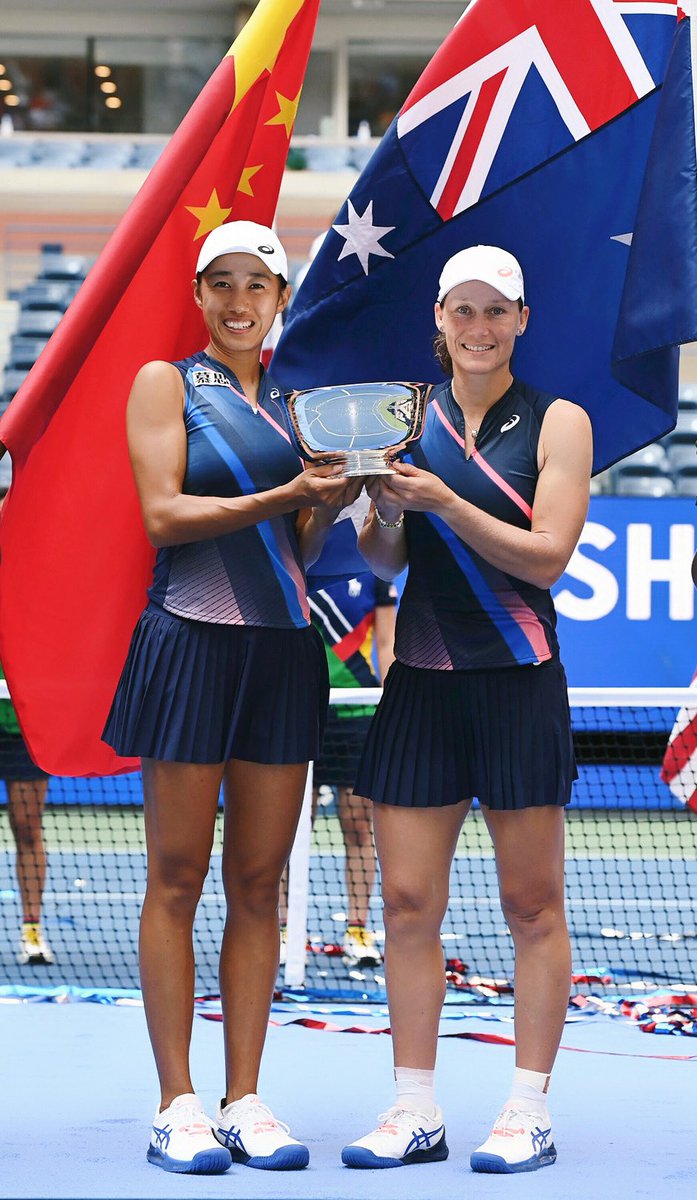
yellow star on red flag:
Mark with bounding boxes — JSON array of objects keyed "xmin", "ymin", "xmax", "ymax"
[
  {"xmin": 238, "ymin": 164, "xmax": 263, "ymax": 196},
  {"xmin": 266, "ymin": 88, "xmax": 302, "ymax": 137},
  {"xmin": 185, "ymin": 188, "xmax": 233, "ymax": 240}
]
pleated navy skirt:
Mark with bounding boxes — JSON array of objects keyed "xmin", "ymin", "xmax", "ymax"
[
  {"xmin": 354, "ymin": 657, "xmax": 577, "ymax": 810},
  {"xmin": 102, "ymin": 605, "xmax": 329, "ymax": 765}
]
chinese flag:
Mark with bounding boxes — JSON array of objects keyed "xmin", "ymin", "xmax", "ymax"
[{"xmin": 0, "ymin": 0, "xmax": 321, "ymax": 775}]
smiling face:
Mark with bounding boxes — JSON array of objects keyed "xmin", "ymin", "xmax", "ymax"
[
  {"xmin": 192, "ymin": 251, "xmax": 290, "ymax": 363},
  {"xmin": 435, "ymin": 279, "xmax": 528, "ymax": 383}
]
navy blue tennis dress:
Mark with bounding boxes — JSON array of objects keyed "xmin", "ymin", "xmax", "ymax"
[
  {"xmin": 354, "ymin": 378, "xmax": 577, "ymax": 810},
  {"xmin": 102, "ymin": 352, "xmax": 328, "ymax": 765}
]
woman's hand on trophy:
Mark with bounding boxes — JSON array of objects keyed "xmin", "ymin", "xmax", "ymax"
[
  {"xmin": 380, "ymin": 460, "xmax": 452, "ymax": 514},
  {"xmin": 365, "ymin": 475, "xmax": 405, "ymax": 525},
  {"xmin": 292, "ymin": 462, "xmax": 367, "ymax": 518}
]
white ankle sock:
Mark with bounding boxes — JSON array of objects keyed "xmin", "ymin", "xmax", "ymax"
[
  {"xmin": 507, "ymin": 1067, "xmax": 550, "ymax": 1114},
  {"xmin": 394, "ymin": 1067, "xmax": 436, "ymax": 1116}
]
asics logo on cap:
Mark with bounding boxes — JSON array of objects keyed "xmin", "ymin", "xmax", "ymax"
[{"xmin": 501, "ymin": 414, "xmax": 520, "ymax": 432}]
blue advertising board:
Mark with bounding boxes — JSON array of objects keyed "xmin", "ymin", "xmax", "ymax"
[{"xmin": 553, "ymin": 497, "xmax": 696, "ymax": 685}]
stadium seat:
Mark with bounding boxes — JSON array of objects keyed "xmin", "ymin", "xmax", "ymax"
[
  {"xmin": 665, "ymin": 436, "xmax": 697, "ymax": 474},
  {"xmin": 349, "ymin": 143, "xmax": 376, "ymax": 171},
  {"xmin": 615, "ymin": 469, "xmax": 674, "ymax": 497},
  {"xmin": 669, "ymin": 409, "xmax": 697, "ymax": 438},
  {"xmin": 19, "ymin": 280, "xmax": 80, "ymax": 311},
  {"xmin": 28, "ymin": 139, "xmax": 86, "ymax": 168},
  {"xmin": 613, "ymin": 443, "xmax": 669, "ymax": 474},
  {"xmin": 590, "ymin": 469, "xmax": 614, "ymax": 495},
  {"xmin": 0, "ymin": 139, "xmax": 34, "ymax": 167},
  {"xmin": 81, "ymin": 141, "xmax": 134, "ymax": 169},
  {"xmin": 8, "ymin": 335, "xmax": 51, "ymax": 368},
  {"xmin": 16, "ymin": 309, "xmax": 62, "ymax": 338},
  {"xmin": 127, "ymin": 142, "xmax": 165, "ymax": 170},
  {"xmin": 303, "ymin": 144, "xmax": 351, "ymax": 170},
  {"xmin": 678, "ymin": 383, "xmax": 697, "ymax": 408},
  {"xmin": 674, "ymin": 465, "xmax": 697, "ymax": 496},
  {"xmin": 39, "ymin": 244, "xmax": 88, "ymax": 281},
  {"xmin": 1, "ymin": 367, "xmax": 30, "ymax": 405}
]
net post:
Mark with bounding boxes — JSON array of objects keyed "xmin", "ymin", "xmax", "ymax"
[{"xmin": 283, "ymin": 761, "xmax": 313, "ymax": 988}]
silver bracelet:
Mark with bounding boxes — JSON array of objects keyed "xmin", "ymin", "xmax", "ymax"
[{"xmin": 374, "ymin": 507, "xmax": 404, "ymax": 529}]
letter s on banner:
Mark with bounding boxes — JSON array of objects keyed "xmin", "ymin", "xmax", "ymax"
[{"xmin": 554, "ymin": 522, "xmax": 618, "ymax": 621}]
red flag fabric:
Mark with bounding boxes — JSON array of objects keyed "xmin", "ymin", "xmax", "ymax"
[
  {"xmin": 0, "ymin": 0, "xmax": 321, "ymax": 776},
  {"xmin": 661, "ymin": 669, "xmax": 697, "ymax": 813}
]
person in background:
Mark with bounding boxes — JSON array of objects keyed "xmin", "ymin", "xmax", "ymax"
[
  {"xmin": 281, "ymin": 571, "xmax": 397, "ymax": 968},
  {"xmin": 0, "ymin": 478, "xmax": 52, "ymax": 965},
  {"xmin": 309, "ymin": 572, "xmax": 397, "ymax": 966}
]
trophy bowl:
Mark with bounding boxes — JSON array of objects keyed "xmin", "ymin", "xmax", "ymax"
[{"xmin": 282, "ymin": 381, "xmax": 432, "ymax": 476}]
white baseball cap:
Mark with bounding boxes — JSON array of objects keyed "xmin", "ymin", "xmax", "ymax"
[
  {"xmin": 437, "ymin": 245, "xmax": 525, "ymax": 304},
  {"xmin": 196, "ymin": 220, "xmax": 288, "ymax": 280}
]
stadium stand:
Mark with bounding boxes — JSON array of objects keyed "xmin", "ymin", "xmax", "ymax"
[
  {"xmin": 615, "ymin": 468, "xmax": 675, "ymax": 497},
  {"xmin": 0, "ymin": 244, "xmax": 88, "ymax": 407}
]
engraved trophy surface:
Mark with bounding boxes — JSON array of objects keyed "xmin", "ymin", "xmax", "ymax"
[{"xmin": 283, "ymin": 381, "xmax": 431, "ymax": 476}]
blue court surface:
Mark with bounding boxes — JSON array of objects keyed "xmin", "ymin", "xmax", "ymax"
[{"xmin": 3, "ymin": 998, "xmax": 695, "ymax": 1200}]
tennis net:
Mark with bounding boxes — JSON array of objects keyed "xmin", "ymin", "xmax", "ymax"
[{"xmin": 1, "ymin": 688, "xmax": 695, "ymax": 997}]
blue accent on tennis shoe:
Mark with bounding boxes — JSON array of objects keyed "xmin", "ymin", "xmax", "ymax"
[
  {"xmin": 342, "ymin": 1127, "xmax": 449, "ymax": 1170},
  {"xmin": 146, "ymin": 1141, "xmax": 232, "ymax": 1175},
  {"xmin": 216, "ymin": 1124, "xmax": 309, "ymax": 1170},
  {"xmin": 470, "ymin": 1134, "xmax": 557, "ymax": 1174}
]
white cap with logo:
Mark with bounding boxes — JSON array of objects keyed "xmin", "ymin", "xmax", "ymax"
[
  {"xmin": 437, "ymin": 245, "xmax": 524, "ymax": 304},
  {"xmin": 196, "ymin": 220, "xmax": 288, "ymax": 280}
]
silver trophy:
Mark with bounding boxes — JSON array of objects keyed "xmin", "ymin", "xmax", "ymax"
[{"xmin": 282, "ymin": 381, "xmax": 432, "ymax": 476}]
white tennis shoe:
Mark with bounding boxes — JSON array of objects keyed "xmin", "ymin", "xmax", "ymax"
[
  {"xmin": 342, "ymin": 926, "xmax": 383, "ymax": 967},
  {"xmin": 342, "ymin": 1105, "xmax": 448, "ymax": 1168},
  {"xmin": 470, "ymin": 1105, "xmax": 557, "ymax": 1173},
  {"xmin": 147, "ymin": 1093, "xmax": 231, "ymax": 1174},
  {"xmin": 18, "ymin": 923, "xmax": 53, "ymax": 965},
  {"xmin": 214, "ymin": 1093, "xmax": 309, "ymax": 1169}
]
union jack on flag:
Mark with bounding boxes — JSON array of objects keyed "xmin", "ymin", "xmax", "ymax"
[
  {"xmin": 275, "ymin": 0, "xmax": 697, "ymax": 484},
  {"xmin": 398, "ymin": 0, "xmax": 681, "ymax": 219}
]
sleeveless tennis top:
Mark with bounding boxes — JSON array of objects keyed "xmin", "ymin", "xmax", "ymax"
[
  {"xmin": 148, "ymin": 351, "xmax": 310, "ymax": 628},
  {"xmin": 396, "ymin": 377, "xmax": 561, "ymax": 671}
]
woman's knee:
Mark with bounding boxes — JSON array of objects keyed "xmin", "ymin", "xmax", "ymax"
[
  {"xmin": 146, "ymin": 854, "xmax": 209, "ymax": 917},
  {"xmin": 499, "ymin": 880, "xmax": 565, "ymax": 940},
  {"xmin": 9, "ymin": 814, "xmax": 43, "ymax": 849},
  {"xmin": 381, "ymin": 876, "xmax": 447, "ymax": 936},
  {"xmin": 225, "ymin": 861, "xmax": 285, "ymax": 918}
]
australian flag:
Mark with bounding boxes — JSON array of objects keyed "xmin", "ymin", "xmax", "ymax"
[{"xmin": 274, "ymin": 0, "xmax": 697, "ymax": 480}]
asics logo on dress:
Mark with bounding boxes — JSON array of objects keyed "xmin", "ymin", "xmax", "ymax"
[
  {"xmin": 500, "ymin": 414, "xmax": 520, "ymax": 432},
  {"xmin": 405, "ymin": 1123, "xmax": 445, "ymax": 1155}
]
